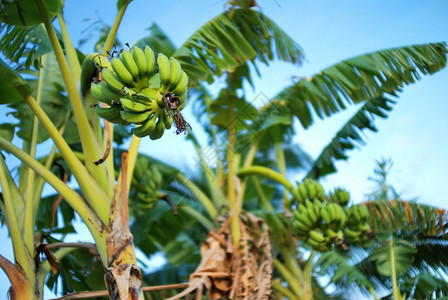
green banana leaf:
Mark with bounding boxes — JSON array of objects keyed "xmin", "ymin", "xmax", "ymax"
[
  {"xmin": 0, "ymin": 0, "xmax": 60, "ymax": 26},
  {"xmin": 274, "ymin": 43, "xmax": 448, "ymax": 178},
  {"xmin": 173, "ymin": 8, "xmax": 304, "ymax": 85},
  {"xmin": 370, "ymin": 239, "xmax": 416, "ymax": 277},
  {"xmin": 0, "ymin": 57, "xmax": 32, "ymax": 103},
  {"xmin": 133, "ymin": 23, "xmax": 177, "ymax": 57}
]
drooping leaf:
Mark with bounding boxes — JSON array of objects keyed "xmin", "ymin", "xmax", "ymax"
[
  {"xmin": 0, "ymin": 0, "xmax": 60, "ymax": 26},
  {"xmin": 0, "ymin": 57, "xmax": 32, "ymax": 103},
  {"xmin": 0, "ymin": 23, "xmax": 51, "ymax": 69},
  {"xmin": 0, "ymin": 123, "xmax": 15, "ymax": 147},
  {"xmin": 277, "ymin": 42, "xmax": 447, "ymax": 129},
  {"xmin": 317, "ymin": 251, "xmax": 374, "ymax": 291},
  {"xmin": 174, "ymin": 8, "xmax": 304, "ymax": 85},
  {"xmin": 8, "ymin": 53, "xmax": 70, "ymax": 143},
  {"xmin": 306, "ymin": 97, "xmax": 396, "ymax": 179}
]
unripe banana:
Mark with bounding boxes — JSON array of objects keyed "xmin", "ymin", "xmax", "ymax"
[
  {"xmin": 309, "ymin": 229, "xmax": 325, "ymax": 243},
  {"xmin": 90, "ymin": 83, "xmax": 109, "ymax": 104},
  {"xmin": 119, "ymin": 50, "xmax": 140, "ymax": 82},
  {"xmin": 80, "ymin": 53, "xmax": 111, "ymax": 96},
  {"xmin": 162, "ymin": 111, "xmax": 173, "ymax": 129},
  {"xmin": 298, "ymin": 184, "xmax": 308, "ymax": 202},
  {"xmin": 96, "ymin": 105, "xmax": 122, "ymax": 123},
  {"xmin": 140, "ymin": 87, "xmax": 163, "ymax": 102},
  {"xmin": 132, "ymin": 46, "xmax": 148, "ymax": 79},
  {"xmin": 168, "ymin": 57, "xmax": 182, "ymax": 90},
  {"xmin": 151, "ymin": 166, "xmax": 162, "ymax": 187},
  {"xmin": 120, "ymin": 110, "xmax": 152, "ymax": 124},
  {"xmin": 157, "ymin": 53, "xmax": 171, "ymax": 93},
  {"xmin": 172, "ymin": 71, "xmax": 188, "ymax": 96},
  {"xmin": 111, "ymin": 57, "xmax": 135, "ymax": 86},
  {"xmin": 305, "ymin": 179, "xmax": 317, "ymax": 199},
  {"xmin": 100, "ymin": 81, "xmax": 122, "ymax": 101},
  {"xmin": 149, "ymin": 117, "xmax": 166, "ymax": 140},
  {"xmin": 144, "ymin": 45, "xmax": 156, "ymax": 75},
  {"xmin": 293, "ymin": 220, "xmax": 311, "ymax": 233},
  {"xmin": 101, "ymin": 68, "xmax": 126, "ymax": 93},
  {"xmin": 131, "ymin": 114, "xmax": 158, "ymax": 137},
  {"xmin": 120, "ymin": 98, "xmax": 151, "ymax": 112}
]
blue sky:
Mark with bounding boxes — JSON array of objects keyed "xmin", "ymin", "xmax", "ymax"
[{"xmin": 1, "ymin": 0, "xmax": 448, "ymax": 297}]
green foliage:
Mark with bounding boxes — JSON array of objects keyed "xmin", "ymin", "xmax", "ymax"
[{"xmin": 0, "ymin": 0, "xmax": 60, "ymax": 26}]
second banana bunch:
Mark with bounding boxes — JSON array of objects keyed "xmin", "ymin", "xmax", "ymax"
[
  {"xmin": 290, "ymin": 179, "xmax": 374, "ymax": 252},
  {"xmin": 84, "ymin": 45, "xmax": 188, "ymax": 139}
]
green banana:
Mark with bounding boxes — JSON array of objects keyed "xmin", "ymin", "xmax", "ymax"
[
  {"xmin": 119, "ymin": 50, "xmax": 140, "ymax": 82},
  {"xmin": 96, "ymin": 105, "xmax": 122, "ymax": 123},
  {"xmin": 100, "ymin": 81, "xmax": 122, "ymax": 101},
  {"xmin": 151, "ymin": 166, "xmax": 162, "ymax": 186},
  {"xmin": 168, "ymin": 57, "xmax": 182, "ymax": 90},
  {"xmin": 309, "ymin": 229, "xmax": 325, "ymax": 243},
  {"xmin": 149, "ymin": 117, "xmax": 166, "ymax": 140},
  {"xmin": 120, "ymin": 98, "xmax": 151, "ymax": 112},
  {"xmin": 111, "ymin": 57, "xmax": 135, "ymax": 86},
  {"xmin": 305, "ymin": 179, "xmax": 317, "ymax": 200},
  {"xmin": 144, "ymin": 45, "xmax": 156, "ymax": 75},
  {"xmin": 120, "ymin": 110, "xmax": 152, "ymax": 124},
  {"xmin": 157, "ymin": 53, "xmax": 171, "ymax": 93},
  {"xmin": 172, "ymin": 71, "xmax": 188, "ymax": 96},
  {"xmin": 80, "ymin": 53, "xmax": 111, "ymax": 96},
  {"xmin": 90, "ymin": 83, "xmax": 109, "ymax": 104},
  {"xmin": 297, "ymin": 183, "xmax": 308, "ymax": 202},
  {"xmin": 132, "ymin": 46, "xmax": 148, "ymax": 79},
  {"xmin": 162, "ymin": 111, "xmax": 173, "ymax": 129},
  {"xmin": 140, "ymin": 87, "xmax": 163, "ymax": 102},
  {"xmin": 101, "ymin": 68, "xmax": 126, "ymax": 92},
  {"xmin": 131, "ymin": 114, "xmax": 158, "ymax": 137},
  {"xmin": 293, "ymin": 220, "xmax": 311, "ymax": 233}
]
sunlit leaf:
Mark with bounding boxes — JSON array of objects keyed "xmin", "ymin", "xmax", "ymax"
[{"xmin": 0, "ymin": 0, "xmax": 60, "ymax": 26}]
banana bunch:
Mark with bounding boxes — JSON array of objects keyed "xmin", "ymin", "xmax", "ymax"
[
  {"xmin": 329, "ymin": 188, "xmax": 350, "ymax": 207},
  {"xmin": 343, "ymin": 204, "xmax": 372, "ymax": 244},
  {"xmin": 87, "ymin": 45, "xmax": 189, "ymax": 139},
  {"xmin": 293, "ymin": 199, "xmax": 322, "ymax": 236},
  {"xmin": 131, "ymin": 157, "xmax": 163, "ymax": 211},
  {"xmin": 306, "ymin": 229, "xmax": 333, "ymax": 252},
  {"xmin": 291, "ymin": 179, "xmax": 326, "ymax": 205}
]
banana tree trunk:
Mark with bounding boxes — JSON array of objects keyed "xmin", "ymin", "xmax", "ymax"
[{"xmin": 104, "ymin": 152, "xmax": 144, "ymax": 300}]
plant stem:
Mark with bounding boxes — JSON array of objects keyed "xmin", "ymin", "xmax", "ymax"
[
  {"xmin": 0, "ymin": 157, "xmax": 34, "ymax": 282},
  {"xmin": 190, "ymin": 133, "xmax": 224, "ymax": 207},
  {"xmin": 17, "ymin": 87, "xmax": 110, "ymax": 224},
  {"xmin": 125, "ymin": 135, "xmax": 141, "ymax": 193},
  {"xmin": 102, "ymin": 2, "xmax": 130, "ymax": 55},
  {"xmin": 390, "ymin": 240, "xmax": 402, "ymax": 300},
  {"xmin": 274, "ymin": 258, "xmax": 303, "ymax": 298},
  {"xmin": 0, "ymin": 137, "xmax": 108, "ymax": 263},
  {"xmin": 176, "ymin": 173, "xmax": 217, "ymax": 218},
  {"xmin": 228, "ymin": 95, "xmax": 240, "ymax": 246},
  {"xmin": 303, "ymin": 251, "xmax": 316, "ymax": 300},
  {"xmin": 275, "ymin": 142, "xmax": 290, "ymax": 209},
  {"xmin": 180, "ymin": 206, "xmax": 213, "ymax": 230},
  {"xmin": 251, "ymin": 176, "xmax": 273, "ymax": 210},
  {"xmin": 57, "ymin": 10, "xmax": 81, "ymax": 81},
  {"xmin": 34, "ymin": 0, "xmax": 109, "ymax": 193},
  {"xmin": 237, "ymin": 166, "xmax": 293, "ymax": 191}
]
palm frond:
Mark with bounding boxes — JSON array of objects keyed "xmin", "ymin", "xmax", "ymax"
[
  {"xmin": 174, "ymin": 8, "xmax": 304, "ymax": 85},
  {"xmin": 306, "ymin": 97, "xmax": 395, "ymax": 178},
  {"xmin": 365, "ymin": 199, "xmax": 448, "ymax": 237},
  {"xmin": 277, "ymin": 42, "xmax": 447, "ymax": 128},
  {"xmin": 0, "ymin": 23, "xmax": 51, "ymax": 69}
]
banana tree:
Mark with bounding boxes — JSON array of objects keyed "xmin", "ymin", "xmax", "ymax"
[
  {"xmin": 0, "ymin": 1, "xmax": 447, "ymax": 300},
  {"xmin": 316, "ymin": 159, "xmax": 448, "ymax": 299}
]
